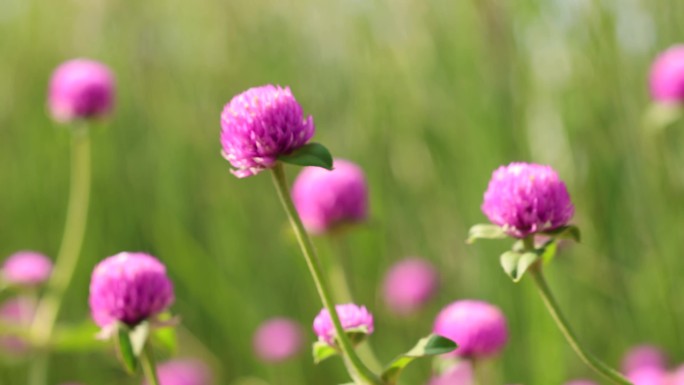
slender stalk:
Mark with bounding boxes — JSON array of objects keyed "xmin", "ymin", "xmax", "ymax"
[
  {"xmin": 529, "ymin": 266, "xmax": 632, "ymax": 385},
  {"xmin": 141, "ymin": 345, "xmax": 161, "ymax": 385},
  {"xmin": 29, "ymin": 128, "xmax": 92, "ymax": 385},
  {"xmin": 270, "ymin": 164, "xmax": 381, "ymax": 385}
]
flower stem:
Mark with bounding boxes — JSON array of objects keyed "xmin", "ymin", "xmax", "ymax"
[
  {"xmin": 528, "ymin": 266, "xmax": 632, "ymax": 385},
  {"xmin": 141, "ymin": 344, "xmax": 161, "ymax": 385},
  {"xmin": 29, "ymin": 127, "xmax": 91, "ymax": 385},
  {"xmin": 270, "ymin": 164, "xmax": 381, "ymax": 385}
]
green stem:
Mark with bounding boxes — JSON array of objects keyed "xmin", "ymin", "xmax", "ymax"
[
  {"xmin": 141, "ymin": 345, "xmax": 161, "ymax": 385},
  {"xmin": 270, "ymin": 164, "xmax": 381, "ymax": 385},
  {"xmin": 528, "ymin": 266, "xmax": 632, "ymax": 385},
  {"xmin": 29, "ymin": 128, "xmax": 92, "ymax": 385}
]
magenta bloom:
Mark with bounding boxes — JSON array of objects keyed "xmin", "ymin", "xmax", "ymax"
[
  {"xmin": 481, "ymin": 162, "xmax": 574, "ymax": 238},
  {"xmin": 253, "ymin": 317, "xmax": 304, "ymax": 362},
  {"xmin": 564, "ymin": 381, "xmax": 598, "ymax": 385},
  {"xmin": 2, "ymin": 251, "xmax": 53, "ymax": 286},
  {"xmin": 382, "ymin": 258, "xmax": 438, "ymax": 315},
  {"xmin": 144, "ymin": 359, "xmax": 212, "ymax": 385},
  {"xmin": 313, "ymin": 303, "xmax": 374, "ymax": 346},
  {"xmin": 433, "ymin": 300, "xmax": 508, "ymax": 358},
  {"xmin": 292, "ymin": 159, "xmax": 368, "ymax": 234},
  {"xmin": 88, "ymin": 252, "xmax": 174, "ymax": 328},
  {"xmin": 0, "ymin": 297, "xmax": 35, "ymax": 354},
  {"xmin": 220, "ymin": 85, "xmax": 315, "ymax": 178},
  {"xmin": 48, "ymin": 59, "xmax": 115, "ymax": 122},
  {"xmin": 622, "ymin": 345, "xmax": 667, "ymax": 373},
  {"xmin": 627, "ymin": 367, "xmax": 667, "ymax": 385},
  {"xmin": 427, "ymin": 361, "xmax": 473, "ymax": 385},
  {"xmin": 650, "ymin": 45, "xmax": 684, "ymax": 103}
]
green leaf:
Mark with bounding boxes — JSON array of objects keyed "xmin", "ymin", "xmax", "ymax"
[
  {"xmin": 381, "ymin": 334, "xmax": 457, "ymax": 385},
  {"xmin": 278, "ymin": 142, "xmax": 333, "ymax": 170},
  {"xmin": 129, "ymin": 321, "xmax": 150, "ymax": 357},
  {"xmin": 151, "ymin": 325, "xmax": 177, "ymax": 354},
  {"xmin": 115, "ymin": 324, "xmax": 138, "ymax": 374},
  {"xmin": 344, "ymin": 325, "xmax": 371, "ymax": 345},
  {"xmin": 312, "ymin": 341, "xmax": 338, "ymax": 364},
  {"xmin": 500, "ymin": 251, "xmax": 538, "ymax": 282},
  {"xmin": 500, "ymin": 251, "xmax": 521, "ymax": 278},
  {"xmin": 466, "ymin": 224, "xmax": 507, "ymax": 244},
  {"xmin": 540, "ymin": 240, "xmax": 558, "ymax": 264},
  {"xmin": 514, "ymin": 252, "xmax": 539, "ymax": 282},
  {"xmin": 540, "ymin": 225, "xmax": 581, "ymax": 243}
]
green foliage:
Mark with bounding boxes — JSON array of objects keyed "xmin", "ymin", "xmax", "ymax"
[
  {"xmin": 278, "ymin": 143, "xmax": 334, "ymax": 170},
  {"xmin": 381, "ymin": 335, "xmax": 456, "ymax": 385}
]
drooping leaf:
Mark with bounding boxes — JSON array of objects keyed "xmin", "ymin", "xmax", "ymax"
[
  {"xmin": 466, "ymin": 224, "xmax": 507, "ymax": 244},
  {"xmin": 500, "ymin": 251, "xmax": 538, "ymax": 282},
  {"xmin": 278, "ymin": 142, "xmax": 333, "ymax": 170},
  {"xmin": 115, "ymin": 324, "xmax": 138, "ymax": 374},
  {"xmin": 513, "ymin": 252, "xmax": 539, "ymax": 282},
  {"xmin": 312, "ymin": 341, "xmax": 338, "ymax": 364},
  {"xmin": 540, "ymin": 225, "xmax": 581, "ymax": 243},
  {"xmin": 500, "ymin": 251, "xmax": 521, "ymax": 279},
  {"xmin": 381, "ymin": 334, "xmax": 457, "ymax": 385}
]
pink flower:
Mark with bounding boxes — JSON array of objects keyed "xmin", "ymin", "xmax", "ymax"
[
  {"xmin": 220, "ymin": 85, "xmax": 315, "ymax": 178},
  {"xmin": 313, "ymin": 304, "xmax": 373, "ymax": 346},
  {"xmin": 292, "ymin": 159, "xmax": 368, "ymax": 234},
  {"xmin": 253, "ymin": 318, "xmax": 304, "ymax": 362},
  {"xmin": 649, "ymin": 45, "xmax": 684, "ymax": 103},
  {"xmin": 382, "ymin": 258, "xmax": 438, "ymax": 315},
  {"xmin": 627, "ymin": 367, "xmax": 667, "ymax": 385},
  {"xmin": 622, "ymin": 345, "xmax": 667, "ymax": 373},
  {"xmin": 433, "ymin": 300, "xmax": 508, "ymax": 358},
  {"xmin": 427, "ymin": 361, "xmax": 472, "ymax": 385},
  {"xmin": 0, "ymin": 297, "xmax": 35, "ymax": 354},
  {"xmin": 48, "ymin": 59, "xmax": 115, "ymax": 122},
  {"xmin": 482, "ymin": 162, "xmax": 574, "ymax": 238},
  {"xmin": 2, "ymin": 251, "xmax": 52, "ymax": 286},
  {"xmin": 143, "ymin": 359, "xmax": 212, "ymax": 385},
  {"xmin": 88, "ymin": 252, "xmax": 174, "ymax": 328}
]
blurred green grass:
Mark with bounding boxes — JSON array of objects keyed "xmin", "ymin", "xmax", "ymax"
[{"xmin": 1, "ymin": 0, "xmax": 684, "ymax": 384}]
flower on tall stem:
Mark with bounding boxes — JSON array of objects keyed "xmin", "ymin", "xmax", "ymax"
[
  {"xmin": 253, "ymin": 317, "xmax": 305, "ymax": 363},
  {"xmin": 382, "ymin": 258, "xmax": 438, "ymax": 315},
  {"xmin": 622, "ymin": 345, "xmax": 667, "ymax": 374},
  {"xmin": 1, "ymin": 251, "xmax": 53, "ymax": 287},
  {"xmin": 649, "ymin": 45, "xmax": 684, "ymax": 104},
  {"xmin": 48, "ymin": 59, "xmax": 115, "ymax": 123}
]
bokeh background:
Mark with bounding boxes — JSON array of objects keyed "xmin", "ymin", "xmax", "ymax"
[{"xmin": 1, "ymin": 0, "xmax": 684, "ymax": 384}]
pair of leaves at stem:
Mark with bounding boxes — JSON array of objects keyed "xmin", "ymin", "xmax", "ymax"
[
  {"xmin": 314, "ymin": 331, "xmax": 456, "ymax": 385},
  {"xmin": 312, "ymin": 326, "xmax": 371, "ymax": 364},
  {"xmin": 278, "ymin": 142, "xmax": 333, "ymax": 170},
  {"xmin": 466, "ymin": 224, "xmax": 581, "ymax": 245},
  {"xmin": 115, "ymin": 321, "xmax": 151, "ymax": 374}
]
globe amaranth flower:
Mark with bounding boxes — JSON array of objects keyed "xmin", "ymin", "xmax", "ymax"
[
  {"xmin": 650, "ymin": 45, "xmax": 684, "ymax": 103},
  {"xmin": 292, "ymin": 158, "xmax": 368, "ymax": 234},
  {"xmin": 627, "ymin": 367, "xmax": 667, "ymax": 385},
  {"xmin": 89, "ymin": 252, "xmax": 174, "ymax": 329},
  {"xmin": 0, "ymin": 297, "xmax": 36, "ymax": 354},
  {"xmin": 482, "ymin": 162, "xmax": 574, "ymax": 238},
  {"xmin": 220, "ymin": 85, "xmax": 315, "ymax": 178},
  {"xmin": 622, "ymin": 345, "xmax": 667, "ymax": 373},
  {"xmin": 382, "ymin": 257, "xmax": 438, "ymax": 315},
  {"xmin": 253, "ymin": 317, "xmax": 304, "ymax": 363},
  {"xmin": 143, "ymin": 359, "xmax": 212, "ymax": 385},
  {"xmin": 2, "ymin": 251, "xmax": 53, "ymax": 286},
  {"xmin": 48, "ymin": 59, "xmax": 115, "ymax": 122},
  {"xmin": 427, "ymin": 361, "xmax": 472, "ymax": 385},
  {"xmin": 433, "ymin": 300, "xmax": 508, "ymax": 358},
  {"xmin": 313, "ymin": 303, "xmax": 373, "ymax": 346}
]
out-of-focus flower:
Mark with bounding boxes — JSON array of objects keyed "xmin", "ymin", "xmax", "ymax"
[
  {"xmin": 220, "ymin": 85, "xmax": 315, "ymax": 178},
  {"xmin": 564, "ymin": 380, "xmax": 598, "ymax": 385},
  {"xmin": 313, "ymin": 303, "xmax": 373, "ymax": 346},
  {"xmin": 253, "ymin": 317, "xmax": 304, "ymax": 362},
  {"xmin": 622, "ymin": 345, "xmax": 667, "ymax": 373},
  {"xmin": 649, "ymin": 45, "xmax": 684, "ymax": 103},
  {"xmin": 88, "ymin": 252, "xmax": 174, "ymax": 329},
  {"xmin": 627, "ymin": 367, "xmax": 667, "ymax": 385},
  {"xmin": 0, "ymin": 297, "xmax": 35, "ymax": 354},
  {"xmin": 48, "ymin": 59, "xmax": 115, "ymax": 122},
  {"xmin": 433, "ymin": 300, "xmax": 508, "ymax": 358},
  {"xmin": 1, "ymin": 251, "xmax": 52, "ymax": 286},
  {"xmin": 382, "ymin": 258, "xmax": 438, "ymax": 315},
  {"xmin": 427, "ymin": 361, "xmax": 472, "ymax": 385},
  {"xmin": 292, "ymin": 159, "xmax": 368, "ymax": 234},
  {"xmin": 143, "ymin": 359, "xmax": 212, "ymax": 385},
  {"xmin": 482, "ymin": 162, "xmax": 574, "ymax": 238}
]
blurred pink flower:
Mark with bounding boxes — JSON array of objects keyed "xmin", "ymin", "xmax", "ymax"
[
  {"xmin": 622, "ymin": 345, "xmax": 667, "ymax": 373},
  {"xmin": 628, "ymin": 367, "xmax": 667, "ymax": 385},
  {"xmin": 2, "ymin": 251, "xmax": 52, "ymax": 286},
  {"xmin": 649, "ymin": 45, "xmax": 684, "ymax": 103},
  {"xmin": 48, "ymin": 59, "xmax": 115, "ymax": 122},
  {"xmin": 143, "ymin": 359, "xmax": 212, "ymax": 385},
  {"xmin": 427, "ymin": 361, "xmax": 472, "ymax": 385},
  {"xmin": 313, "ymin": 303, "xmax": 373, "ymax": 346},
  {"xmin": 253, "ymin": 317, "xmax": 304, "ymax": 362},
  {"xmin": 382, "ymin": 258, "xmax": 438, "ymax": 315}
]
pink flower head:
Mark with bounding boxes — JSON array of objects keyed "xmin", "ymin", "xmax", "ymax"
[
  {"xmin": 427, "ymin": 361, "xmax": 473, "ymax": 385},
  {"xmin": 88, "ymin": 252, "xmax": 174, "ymax": 328},
  {"xmin": 253, "ymin": 317, "xmax": 304, "ymax": 363},
  {"xmin": 627, "ymin": 367, "xmax": 667, "ymax": 385},
  {"xmin": 292, "ymin": 159, "xmax": 368, "ymax": 234},
  {"xmin": 0, "ymin": 297, "xmax": 36, "ymax": 354},
  {"xmin": 433, "ymin": 300, "xmax": 508, "ymax": 358},
  {"xmin": 622, "ymin": 345, "xmax": 667, "ymax": 373},
  {"xmin": 2, "ymin": 251, "xmax": 53, "ymax": 286},
  {"xmin": 313, "ymin": 303, "xmax": 374, "ymax": 346},
  {"xmin": 142, "ymin": 359, "xmax": 212, "ymax": 385},
  {"xmin": 220, "ymin": 85, "xmax": 315, "ymax": 178},
  {"xmin": 482, "ymin": 162, "xmax": 574, "ymax": 238},
  {"xmin": 48, "ymin": 59, "xmax": 115, "ymax": 122},
  {"xmin": 564, "ymin": 381, "xmax": 598, "ymax": 385},
  {"xmin": 650, "ymin": 45, "xmax": 684, "ymax": 103},
  {"xmin": 382, "ymin": 258, "xmax": 438, "ymax": 315}
]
